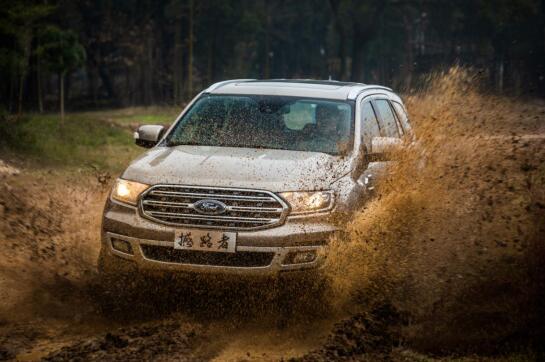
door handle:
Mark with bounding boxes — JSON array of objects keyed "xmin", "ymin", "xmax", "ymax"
[
  {"xmin": 364, "ymin": 174, "xmax": 374, "ymax": 191},
  {"xmin": 357, "ymin": 173, "xmax": 375, "ymax": 190}
]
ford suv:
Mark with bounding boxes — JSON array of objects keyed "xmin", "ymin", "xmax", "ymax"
[{"xmin": 99, "ymin": 80, "xmax": 411, "ymax": 278}]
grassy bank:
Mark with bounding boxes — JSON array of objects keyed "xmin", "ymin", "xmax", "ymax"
[{"xmin": 0, "ymin": 107, "xmax": 179, "ymax": 172}]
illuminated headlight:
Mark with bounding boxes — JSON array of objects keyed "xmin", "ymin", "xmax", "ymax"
[
  {"xmin": 279, "ymin": 191, "xmax": 334, "ymax": 215},
  {"xmin": 111, "ymin": 179, "xmax": 149, "ymax": 206}
]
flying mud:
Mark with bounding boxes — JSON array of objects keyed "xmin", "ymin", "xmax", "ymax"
[{"xmin": 1, "ymin": 68, "xmax": 544, "ymax": 361}]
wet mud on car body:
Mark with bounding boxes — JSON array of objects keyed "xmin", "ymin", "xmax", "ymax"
[{"xmin": 99, "ymin": 79, "xmax": 412, "ymax": 278}]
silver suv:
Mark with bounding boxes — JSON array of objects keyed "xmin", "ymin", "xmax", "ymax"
[{"xmin": 99, "ymin": 80, "xmax": 411, "ymax": 277}]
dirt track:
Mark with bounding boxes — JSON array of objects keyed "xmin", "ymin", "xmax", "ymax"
[
  {"xmin": 1, "ymin": 134, "xmax": 543, "ymax": 361},
  {"xmin": 1, "ymin": 70, "xmax": 544, "ymax": 361}
]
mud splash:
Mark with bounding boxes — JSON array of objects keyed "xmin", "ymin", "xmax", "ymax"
[
  {"xmin": 0, "ymin": 169, "xmax": 109, "ymax": 358},
  {"xmin": 0, "ymin": 168, "xmax": 333, "ymax": 360},
  {"xmin": 321, "ymin": 68, "xmax": 545, "ymax": 355},
  {"xmin": 0, "ymin": 175, "xmax": 93, "ymax": 310}
]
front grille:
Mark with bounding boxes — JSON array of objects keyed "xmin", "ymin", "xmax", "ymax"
[
  {"xmin": 141, "ymin": 245, "xmax": 275, "ymax": 267},
  {"xmin": 140, "ymin": 185, "xmax": 288, "ymax": 230}
]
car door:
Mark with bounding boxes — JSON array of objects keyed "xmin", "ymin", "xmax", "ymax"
[
  {"xmin": 391, "ymin": 100, "xmax": 413, "ymax": 137},
  {"xmin": 373, "ymin": 98, "xmax": 403, "ymax": 138},
  {"xmin": 356, "ymin": 98, "xmax": 386, "ymax": 192},
  {"xmin": 358, "ymin": 97, "xmax": 406, "ymax": 192}
]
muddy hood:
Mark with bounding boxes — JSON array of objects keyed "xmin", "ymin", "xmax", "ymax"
[{"xmin": 122, "ymin": 145, "xmax": 351, "ymax": 192}]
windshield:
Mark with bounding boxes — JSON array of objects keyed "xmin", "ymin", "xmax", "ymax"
[{"xmin": 165, "ymin": 95, "xmax": 354, "ymax": 155}]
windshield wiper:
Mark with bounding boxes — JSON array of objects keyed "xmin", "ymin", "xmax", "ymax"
[
  {"xmin": 166, "ymin": 140, "xmax": 338, "ymax": 155},
  {"xmin": 166, "ymin": 140, "xmax": 206, "ymax": 147}
]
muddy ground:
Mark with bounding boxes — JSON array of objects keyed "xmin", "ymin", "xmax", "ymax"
[
  {"xmin": 0, "ymin": 166, "xmax": 343, "ymax": 361},
  {"xmin": 1, "ymin": 69, "xmax": 544, "ymax": 361}
]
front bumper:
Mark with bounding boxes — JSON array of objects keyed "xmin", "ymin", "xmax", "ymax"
[{"xmin": 101, "ymin": 199, "xmax": 338, "ymax": 276}]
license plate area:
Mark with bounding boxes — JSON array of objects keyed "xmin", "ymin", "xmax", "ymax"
[{"xmin": 174, "ymin": 229, "xmax": 236, "ymax": 253}]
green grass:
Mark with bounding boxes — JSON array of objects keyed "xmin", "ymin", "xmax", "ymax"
[
  {"xmin": 77, "ymin": 106, "xmax": 180, "ymax": 126},
  {"xmin": 0, "ymin": 108, "xmax": 181, "ymax": 172}
]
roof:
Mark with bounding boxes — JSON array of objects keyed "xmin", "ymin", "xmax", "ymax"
[{"xmin": 204, "ymin": 79, "xmax": 392, "ymax": 101}]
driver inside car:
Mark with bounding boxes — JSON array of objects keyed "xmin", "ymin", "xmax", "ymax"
[{"xmin": 300, "ymin": 104, "xmax": 345, "ymax": 154}]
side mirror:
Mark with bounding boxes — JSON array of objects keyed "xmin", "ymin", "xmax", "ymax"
[
  {"xmin": 368, "ymin": 137, "xmax": 402, "ymax": 162},
  {"xmin": 134, "ymin": 125, "xmax": 165, "ymax": 148}
]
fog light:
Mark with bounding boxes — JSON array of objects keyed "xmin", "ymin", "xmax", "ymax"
[
  {"xmin": 111, "ymin": 238, "xmax": 133, "ymax": 255},
  {"xmin": 283, "ymin": 250, "xmax": 317, "ymax": 265}
]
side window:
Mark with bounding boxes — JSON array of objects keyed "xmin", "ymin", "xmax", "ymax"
[
  {"xmin": 360, "ymin": 101, "xmax": 381, "ymax": 151},
  {"xmin": 392, "ymin": 101, "xmax": 412, "ymax": 133},
  {"xmin": 374, "ymin": 99, "xmax": 400, "ymax": 138}
]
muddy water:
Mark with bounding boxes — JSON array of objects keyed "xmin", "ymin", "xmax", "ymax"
[
  {"xmin": 0, "ymin": 170, "xmax": 337, "ymax": 360},
  {"xmin": 0, "ymin": 171, "xmax": 106, "ymax": 359},
  {"xmin": 322, "ymin": 68, "xmax": 545, "ymax": 355},
  {"xmin": 1, "ymin": 68, "xmax": 544, "ymax": 361}
]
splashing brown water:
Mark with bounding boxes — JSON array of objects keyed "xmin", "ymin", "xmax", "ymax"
[
  {"xmin": 0, "ymin": 170, "xmax": 108, "ymax": 359},
  {"xmin": 322, "ymin": 67, "xmax": 545, "ymax": 354},
  {"xmin": 0, "ymin": 68, "xmax": 544, "ymax": 360}
]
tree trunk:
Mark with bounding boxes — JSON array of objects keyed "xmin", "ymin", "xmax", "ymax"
[
  {"xmin": 351, "ymin": 24, "xmax": 366, "ymax": 82},
  {"xmin": 87, "ymin": 64, "xmax": 98, "ymax": 106},
  {"xmin": 17, "ymin": 33, "xmax": 32, "ymax": 116},
  {"xmin": 18, "ymin": 72, "xmax": 24, "ymax": 116},
  {"xmin": 402, "ymin": 13, "xmax": 414, "ymax": 91},
  {"xmin": 65, "ymin": 71, "xmax": 72, "ymax": 104},
  {"xmin": 264, "ymin": 14, "xmax": 271, "ymax": 78},
  {"xmin": 8, "ymin": 66, "xmax": 16, "ymax": 113},
  {"xmin": 98, "ymin": 64, "xmax": 116, "ymax": 100},
  {"xmin": 37, "ymin": 43, "xmax": 43, "ymax": 113},
  {"xmin": 328, "ymin": 0, "xmax": 346, "ymax": 80},
  {"xmin": 207, "ymin": 36, "xmax": 213, "ymax": 84},
  {"xmin": 173, "ymin": 17, "xmax": 183, "ymax": 104},
  {"xmin": 498, "ymin": 56, "xmax": 504, "ymax": 94},
  {"xmin": 37, "ymin": 66, "xmax": 43, "ymax": 113},
  {"xmin": 187, "ymin": 0, "xmax": 194, "ymax": 99},
  {"xmin": 60, "ymin": 72, "xmax": 65, "ymax": 126},
  {"xmin": 148, "ymin": 31, "xmax": 154, "ymax": 104},
  {"xmin": 207, "ymin": 16, "xmax": 217, "ymax": 85}
]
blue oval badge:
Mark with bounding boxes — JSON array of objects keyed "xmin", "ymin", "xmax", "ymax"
[{"xmin": 193, "ymin": 199, "xmax": 227, "ymax": 215}]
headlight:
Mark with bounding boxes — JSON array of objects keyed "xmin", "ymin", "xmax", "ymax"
[
  {"xmin": 111, "ymin": 179, "xmax": 149, "ymax": 206},
  {"xmin": 279, "ymin": 191, "xmax": 334, "ymax": 215}
]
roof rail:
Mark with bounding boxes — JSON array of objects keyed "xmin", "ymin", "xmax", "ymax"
[
  {"xmin": 347, "ymin": 85, "xmax": 392, "ymax": 100},
  {"xmin": 250, "ymin": 79, "xmax": 365, "ymax": 87},
  {"xmin": 203, "ymin": 79, "xmax": 392, "ymax": 100},
  {"xmin": 204, "ymin": 79, "xmax": 256, "ymax": 93}
]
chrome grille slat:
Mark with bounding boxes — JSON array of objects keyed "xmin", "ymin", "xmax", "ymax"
[
  {"xmin": 228, "ymin": 206, "xmax": 283, "ymax": 213},
  {"xmin": 149, "ymin": 190, "xmax": 276, "ymax": 202},
  {"xmin": 142, "ymin": 200, "xmax": 191, "ymax": 208},
  {"xmin": 140, "ymin": 185, "xmax": 288, "ymax": 230},
  {"xmin": 148, "ymin": 211, "xmax": 274, "ymax": 223}
]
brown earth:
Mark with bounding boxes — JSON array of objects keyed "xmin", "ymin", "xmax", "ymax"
[{"xmin": 0, "ymin": 68, "xmax": 544, "ymax": 361}]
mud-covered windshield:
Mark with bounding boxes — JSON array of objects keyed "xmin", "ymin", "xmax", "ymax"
[{"xmin": 165, "ymin": 95, "xmax": 354, "ymax": 155}]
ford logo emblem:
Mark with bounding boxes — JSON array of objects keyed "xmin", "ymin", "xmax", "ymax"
[{"xmin": 193, "ymin": 199, "xmax": 227, "ymax": 215}]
